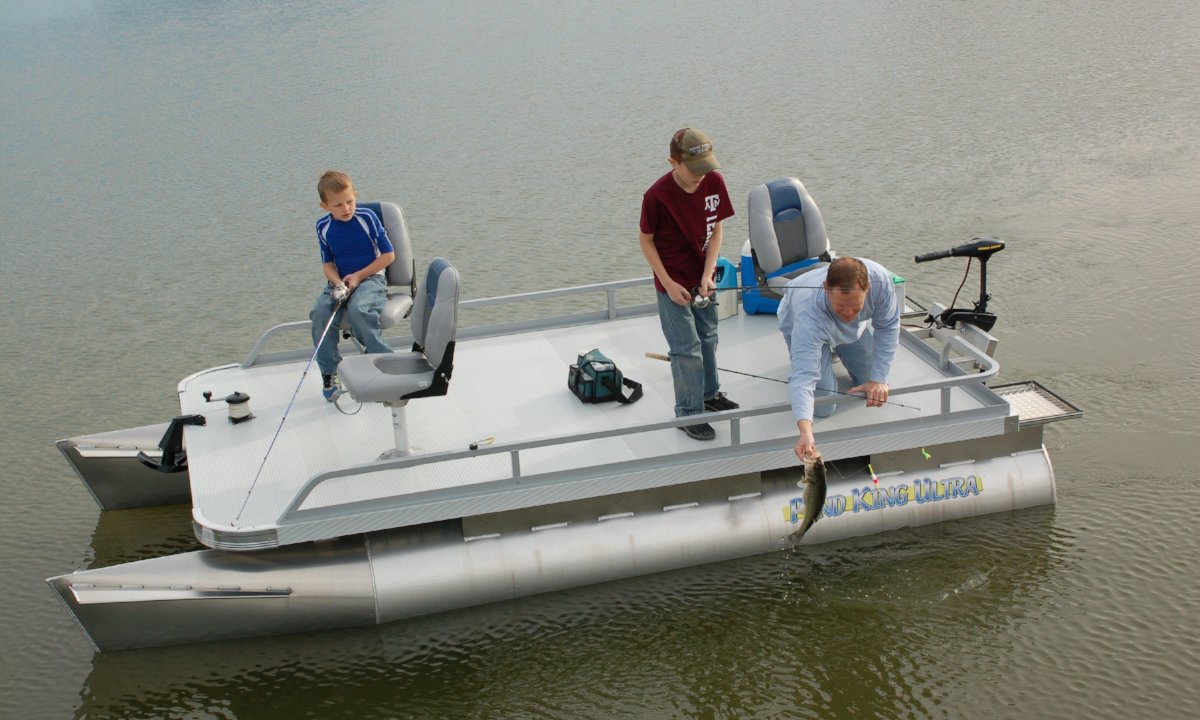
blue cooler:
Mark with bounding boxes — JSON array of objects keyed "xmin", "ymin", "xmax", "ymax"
[
  {"xmin": 740, "ymin": 239, "xmax": 826, "ymax": 315},
  {"xmin": 738, "ymin": 240, "xmax": 786, "ymax": 314},
  {"xmin": 740, "ymin": 240, "xmax": 770, "ymax": 313}
]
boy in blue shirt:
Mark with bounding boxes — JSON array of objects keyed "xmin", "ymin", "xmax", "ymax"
[{"xmin": 311, "ymin": 171, "xmax": 396, "ymax": 400}]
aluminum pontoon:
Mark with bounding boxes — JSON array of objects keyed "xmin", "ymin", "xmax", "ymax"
[{"xmin": 48, "ymin": 267, "xmax": 1079, "ymax": 652}]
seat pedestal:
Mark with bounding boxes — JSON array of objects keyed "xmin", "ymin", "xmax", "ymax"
[
  {"xmin": 381, "ymin": 400, "xmax": 413, "ymax": 459},
  {"xmin": 339, "ymin": 352, "xmax": 435, "ymax": 458}
]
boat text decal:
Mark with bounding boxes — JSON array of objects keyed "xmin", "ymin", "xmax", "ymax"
[{"xmin": 783, "ymin": 474, "xmax": 985, "ymax": 525}]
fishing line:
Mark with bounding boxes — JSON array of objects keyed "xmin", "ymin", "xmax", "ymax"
[
  {"xmin": 643, "ymin": 352, "xmax": 920, "ymax": 411},
  {"xmin": 234, "ymin": 292, "xmax": 348, "ymax": 525}
]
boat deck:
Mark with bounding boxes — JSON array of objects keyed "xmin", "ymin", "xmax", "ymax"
[{"xmin": 180, "ymin": 280, "xmax": 1013, "ymax": 550}]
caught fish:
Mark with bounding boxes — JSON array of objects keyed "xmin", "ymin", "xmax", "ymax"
[{"xmin": 788, "ymin": 454, "xmax": 827, "ymax": 542}]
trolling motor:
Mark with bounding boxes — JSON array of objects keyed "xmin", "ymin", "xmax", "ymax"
[{"xmin": 914, "ymin": 237, "xmax": 1005, "ymax": 331}]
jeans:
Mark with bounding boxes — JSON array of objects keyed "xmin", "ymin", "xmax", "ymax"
[
  {"xmin": 814, "ymin": 327, "xmax": 874, "ymax": 418},
  {"xmin": 311, "ymin": 274, "xmax": 392, "ymax": 375},
  {"xmin": 656, "ymin": 292, "xmax": 720, "ymax": 417}
]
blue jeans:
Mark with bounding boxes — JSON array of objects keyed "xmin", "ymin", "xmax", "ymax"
[
  {"xmin": 656, "ymin": 292, "xmax": 721, "ymax": 417},
  {"xmin": 311, "ymin": 274, "xmax": 392, "ymax": 375},
  {"xmin": 814, "ymin": 327, "xmax": 874, "ymax": 418}
]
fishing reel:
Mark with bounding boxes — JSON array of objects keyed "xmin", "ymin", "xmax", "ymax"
[
  {"xmin": 690, "ymin": 288, "xmax": 717, "ymax": 309},
  {"xmin": 914, "ymin": 237, "xmax": 1005, "ymax": 331},
  {"xmin": 330, "ymin": 284, "xmax": 354, "ymax": 339}
]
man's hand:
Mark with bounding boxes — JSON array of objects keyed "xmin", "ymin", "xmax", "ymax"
[
  {"xmin": 794, "ymin": 420, "xmax": 816, "ymax": 460},
  {"xmin": 848, "ymin": 380, "xmax": 890, "ymax": 408},
  {"xmin": 698, "ymin": 273, "xmax": 717, "ymax": 297}
]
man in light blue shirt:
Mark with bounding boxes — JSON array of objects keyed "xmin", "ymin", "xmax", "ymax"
[{"xmin": 778, "ymin": 256, "xmax": 901, "ymax": 459}]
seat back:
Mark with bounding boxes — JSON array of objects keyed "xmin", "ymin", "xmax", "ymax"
[
  {"xmin": 747, "ymin": 177, "xmax": 830, "ymax": 280},
  {"xmin": 340, "ymin": 202, "xmax": 415, "ymax": 331},
  {"xmin": 410, "ymin": 257, "xmax": 460, "ymax": 391},
  {"xmin": 359, "ymin": 201, "xmax": 415, "ymax": 290}
]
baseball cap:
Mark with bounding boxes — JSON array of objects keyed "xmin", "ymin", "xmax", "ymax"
[{"xmin": 672, "ymin": 127, "xmax": 721, "ymax": 175}]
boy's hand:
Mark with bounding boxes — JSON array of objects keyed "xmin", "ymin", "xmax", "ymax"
[{"xmin": 664, "ymin": 279, "xmax": 691, "ymax": 306}]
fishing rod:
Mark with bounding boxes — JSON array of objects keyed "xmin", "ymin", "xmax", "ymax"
[
  {"xmin": 689, "ymin": 283, "xmax": 821, "ymax": 308},
  {"xmin": 234, "ymin": 286, "xmax": 350, "ymax": 524},
  {"xmin": 643, "ymin": 352, "xmax": 920, "ymax": 411},
  {"xmin": 689, "ymin": 281, "xmax": 897, "ymax": 308},
  {"xmin": 700, "ymin": 284, "xmax": 828, "ymax": 294}
]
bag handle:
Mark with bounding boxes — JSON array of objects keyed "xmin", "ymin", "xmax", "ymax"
[{"xmin": 599, "ymin": 374, "xmax": 643, "ymax": 404}]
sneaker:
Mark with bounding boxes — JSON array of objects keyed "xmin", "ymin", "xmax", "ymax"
[
  {"xmin": 677, "ymin": 423, "xmax": 716, "ymax": 441},
  {"xmin": 322, "ymin": 373, "xmax": 341, "ymax": 402},
  {"xmin": 704, "ymin": 392, "xmax": 740, "ymax": 412}
]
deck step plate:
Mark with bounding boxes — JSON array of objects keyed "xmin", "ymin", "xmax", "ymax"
[{"xmin": 991, "ymin": 380, "xmax": 1082, "ymax": 426}]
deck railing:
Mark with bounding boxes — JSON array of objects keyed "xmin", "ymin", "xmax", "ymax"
[
  {"xmin": 240, "ymin": 277, "xmax": 659, "ymax": 368},
  {"xmin": 270, "ymin": 288, "xmax": 1000, "ymax": 529}
]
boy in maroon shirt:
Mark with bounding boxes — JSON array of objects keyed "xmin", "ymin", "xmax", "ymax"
[{"xmin": 639, "ymin": 128, "xmax": 738, "ymax": 441}]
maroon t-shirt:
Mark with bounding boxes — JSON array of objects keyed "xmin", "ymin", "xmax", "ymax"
[{"xmin": 640, "ymin": 170, "xmax": 735, "ymax": 293}]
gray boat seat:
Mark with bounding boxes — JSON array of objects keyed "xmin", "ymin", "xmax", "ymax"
[
  {"xmin": 338, "ymin": 258, "xmax": 460, "ymax": 457},
  {"xmin": 747, "ymin": 177, "xmax": 833, "ymax": 295},
  {"xmin": 341, "ymin": 201, "xmax": 415, "ymax": 335}
]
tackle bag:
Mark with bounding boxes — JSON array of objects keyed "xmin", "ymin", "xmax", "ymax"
[{"xmin": 568, "ymin": 348, "xmax": 643, "ymax": 404}]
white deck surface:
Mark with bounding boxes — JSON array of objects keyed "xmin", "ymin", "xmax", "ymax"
[{"xmin": 179, "ymin": 304, "xmax": 1009, "ymax": 547}]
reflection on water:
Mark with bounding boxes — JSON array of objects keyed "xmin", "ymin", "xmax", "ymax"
[
  {"xmin": 78, "ymin": 510, "xmax": 1061, "ymax": 719},
  {"xmin": 85, "ymin": 504, "xmax": 202, "ymax": 570}
]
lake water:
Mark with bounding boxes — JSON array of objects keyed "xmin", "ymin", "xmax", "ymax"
[{"xmin": 2, "ymin": 1, "xmax": 1198, "ymax": 718}]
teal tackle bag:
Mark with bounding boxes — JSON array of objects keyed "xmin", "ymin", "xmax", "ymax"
[{"xmin": 568, "ymin": 349, "xmax": 643, "ymax": 405}]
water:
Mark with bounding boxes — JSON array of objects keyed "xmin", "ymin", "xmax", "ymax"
[{"xmin": 2, "ymin": 1, "xmax": 1198, "ymax": 717}]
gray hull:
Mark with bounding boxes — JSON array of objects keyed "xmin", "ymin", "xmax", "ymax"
[
  {"xmin": 48, "ymin": 448, "xmax": 1054, "ymax": 651},
  {"xmin": 57, "ymin": 423, "xmax": 190, "ymax": 510}
]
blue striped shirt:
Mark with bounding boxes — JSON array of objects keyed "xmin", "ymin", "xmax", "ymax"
[{"xmin": 315, "ymin": 207, "xmax": 393, "ymax": 278}]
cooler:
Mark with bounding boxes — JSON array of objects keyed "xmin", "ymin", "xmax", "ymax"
[
  {"xmin": 740, "ymin": 239, "xmax": 778, "ymax": 315},
  {"xmin": 714, "ymin": 257, "xmax": 738, "ymax": 320}
]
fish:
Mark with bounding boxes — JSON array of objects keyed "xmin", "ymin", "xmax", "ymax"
[{"xmin": 788, "ymin": 454, "xmax": 827, "ymax": 542}]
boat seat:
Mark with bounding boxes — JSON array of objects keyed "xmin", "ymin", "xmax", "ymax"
[
  {"xmin": 741, "ymin": 177, "xmax": 833, "ymax": 314},
  {"xmin": 339, "ymin": 201, "xmax": 416, "ymax": 337},
  {"xmin": 338, "ymin": 258, "xmax": 460, "ymax": 457}
]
